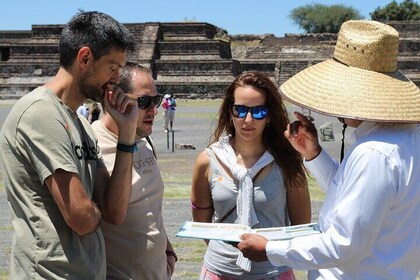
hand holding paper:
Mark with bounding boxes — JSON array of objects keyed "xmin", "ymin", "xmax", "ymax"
[
  {"xmin": 238, "ymin": 233, "xmax": 269, "ymax": 262},
  {"xmin": 176, "ymin": 221, "xmax": 321, "ymax": 242}
]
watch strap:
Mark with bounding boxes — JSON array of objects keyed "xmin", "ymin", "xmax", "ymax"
[{"xmin": 116, "ymin": 143, "xmax": 138, "ymax": 153}]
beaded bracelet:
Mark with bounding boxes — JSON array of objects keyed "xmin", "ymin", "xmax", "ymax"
[{"xmin": 190, "ymin": 202, "xmax": 213, "ymax": 210}]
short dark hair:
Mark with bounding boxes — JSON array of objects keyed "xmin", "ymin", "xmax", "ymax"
[{"xmin": 59, "ymin": 11, "xmax": 136, "ymax": 69}]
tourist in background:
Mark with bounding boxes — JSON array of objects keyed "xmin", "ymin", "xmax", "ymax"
[
  {"xmin": 168, "ymin": 94, "xmax": 177, "ymax": 131},
  {"xmin": 88, "ymin": 102, "xmax": 101, "ymax": 123},
  {"xmin": 0, "ymin": 11, "xmax": 137, "ymax": 279},
  {"xmin": 237, "ymin": 20, "xmax": 420, "ymax": 280},
  {"xmin": 163, "ymin": 93, "xmax": 176, "ymax": 131},
  {"xmin": 191, "ymin": 71, "xmax": 311, "ymax": 279},
  {"xmin": 92, "ymin": 62, "xmax": 177, "ymax": 279},
  {"xmin": 76, "ymin": 102, "xmax": 89, "ymax": 120},
  {"xmin": 162, "ymin": 93, "xmax": 170, "ymax": 131}
]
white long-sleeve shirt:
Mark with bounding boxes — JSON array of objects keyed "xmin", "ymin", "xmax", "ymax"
[{"xmin": 266, "ymin": 122, "xmax": 420, "ymax": 279}]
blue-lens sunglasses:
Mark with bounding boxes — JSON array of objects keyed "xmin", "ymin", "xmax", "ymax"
[{"xmin": 231, "ymin": 104, "xmax": 269, "ymax": 120}]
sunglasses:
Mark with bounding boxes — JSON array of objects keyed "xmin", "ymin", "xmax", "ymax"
[
  {"xmin": 231, "ymin": 104, "xmax": 269, "ymax": 120},
  {"xmin": 137, "ymin": 94, "xmax": 163, "ymax": 110}
]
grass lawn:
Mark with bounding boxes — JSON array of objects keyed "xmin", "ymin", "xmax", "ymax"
[
  {"xmin": 0, "ymin": 271, "xmax": 8, "ymax": 280},
  {"xmin": 176, "ymin": 99, "xmax": 221, "ymax": 107},
  {"xmin": 163, "ymin": 172, "xmax": 326, "ymax": 202}
]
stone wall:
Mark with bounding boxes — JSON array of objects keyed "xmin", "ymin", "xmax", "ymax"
[
  {"xmin": 0, "ymin": 21, "xmax": 419, "ymax": 99},
  {"xmin": 389, "ymin": 21, "xmax": 420, "ymax": 38}
]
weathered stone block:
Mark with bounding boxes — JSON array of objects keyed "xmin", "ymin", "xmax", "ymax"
[{"xmin": 0, "ymin": 21, "xmax": 419, "ymax": 99}]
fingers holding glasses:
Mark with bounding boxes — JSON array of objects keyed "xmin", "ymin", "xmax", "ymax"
[
  {"xmin": 294, "ymin": 112, "xmax": 314, "ymax": 125},
  {"xmin": 289, "ymin": 120, "xmax": 302, "ymax": 136},
  {"xmin": 284, "ymin": 111, "xmax": 321, "ymax": 160},
  {"xmin": 287, "ymin": 112, "xmax": 317, "ymax": 136},
  {"xmin": 107, "ymin": 88, "xmax": 137, "ymax": 113}
]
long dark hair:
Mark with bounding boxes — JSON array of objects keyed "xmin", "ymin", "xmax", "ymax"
[{"xmin": 210, "ymin": 72, "xmax": 306, "ymax": 189}]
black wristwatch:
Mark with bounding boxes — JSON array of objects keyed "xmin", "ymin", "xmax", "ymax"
[{"xmin": 116, "ymin": 143, "xmax": 138, "ymax": 153}]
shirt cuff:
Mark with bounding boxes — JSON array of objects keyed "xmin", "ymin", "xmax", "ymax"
[
  {"xmin": 266, "ymin": 240, "xmax": 290, "ymax": 267},
  {"xmin": 304, "ymin": 149, "xmax": 336, "ymax": 180}
]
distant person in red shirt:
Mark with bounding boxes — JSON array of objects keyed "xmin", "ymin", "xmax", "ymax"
[{"xmin": 162, "ymin": 94, "xmax": 176, "ymax": 131}]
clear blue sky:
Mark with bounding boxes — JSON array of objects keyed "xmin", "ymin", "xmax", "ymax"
[{"xmin": 0, "ymin": 0, "xmax": 402, "ymax": 36}]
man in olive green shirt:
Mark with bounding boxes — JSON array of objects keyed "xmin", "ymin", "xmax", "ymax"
[{"xmin": 0, "ymin": 11, "xmax": 137, "ymax": 279}]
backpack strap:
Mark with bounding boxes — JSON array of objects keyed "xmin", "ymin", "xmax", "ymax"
[
  {"xmin": 145, "ymin": 136, "xmax": 157, "ymax": 159},
  {"xmin": 215, "ymin": 205, "xmax": 237, "ymax": 223}
]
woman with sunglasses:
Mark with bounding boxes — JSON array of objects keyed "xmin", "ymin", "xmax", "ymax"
[{"xmin": 191, "ymin": 72, "xmax": 311, "ymax": 280}]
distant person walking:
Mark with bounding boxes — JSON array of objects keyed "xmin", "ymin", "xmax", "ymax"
[{"xmin": 163, "ymin": 94, "xmax": 176, "ymax": 131}]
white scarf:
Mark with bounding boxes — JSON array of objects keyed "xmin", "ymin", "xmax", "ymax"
[{"xmin": 209, "ymin": 135, "xmax": 274, "ymax": 271}]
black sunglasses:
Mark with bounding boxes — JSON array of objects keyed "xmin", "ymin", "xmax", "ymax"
[
  {"xmin": 137, "ymin": 94, "xmax": 163, "ymax": 110},
  {"xmin": 231, "ymin": 104, "xmax": 269, "ymax": 120}
]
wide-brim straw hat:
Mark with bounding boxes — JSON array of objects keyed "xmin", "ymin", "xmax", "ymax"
[
  {"xmin": 164, "ymin": 94, "xmax": 171, "ymax": 99},
  {"xmin": 280, "ymin": 20, "xmax": 420, "ymax": 123}
]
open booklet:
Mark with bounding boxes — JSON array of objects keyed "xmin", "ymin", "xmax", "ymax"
[{"xmin": 176, "ymin": 221, "xmax": 321, "ymax": 242}]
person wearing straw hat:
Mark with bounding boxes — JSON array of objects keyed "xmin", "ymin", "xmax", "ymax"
[{"xmin": 237, "ymin": 20, "xmax": 420, "ymax": 279}]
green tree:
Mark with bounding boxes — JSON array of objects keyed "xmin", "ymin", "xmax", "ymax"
[
  {"xmin": 370, "ymin": 0, "xmax": 420, "ymax": 21},
  {"xmin": 289, "ymin": 4, "xmax": 362, "ymax": 33}
]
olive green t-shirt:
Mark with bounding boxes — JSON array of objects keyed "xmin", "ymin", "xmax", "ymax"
[{"xmin": 0, "ymin": 87, "xmax": 105, "ymax": 279}]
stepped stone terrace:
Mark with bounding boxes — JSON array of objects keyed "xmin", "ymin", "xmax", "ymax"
[{"xmin": 0, "ymin": 21, "xmax": 419, "ymax": 99}]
